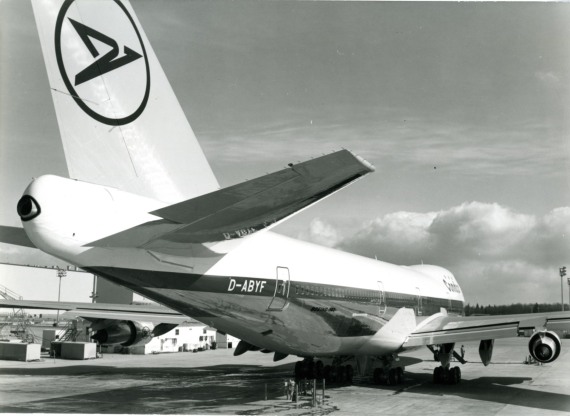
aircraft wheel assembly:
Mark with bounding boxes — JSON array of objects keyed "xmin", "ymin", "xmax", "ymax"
[
  {"xmin": 346, "ymin": 364, "xmax": 354, "ymax": 383},
  {"xmin": 433, "ymin": 366, "xmax": 461, "ymax": 385}
]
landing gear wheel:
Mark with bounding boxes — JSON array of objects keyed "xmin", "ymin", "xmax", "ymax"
[
  {"xmin": 338, "ymin": 366, "xmax": 346, "ymax": 383},
  {"xmin": 306, "ymin": 360, "xmax": 315, "ymax": 379},
  {"xmin": 346, "ymin": 365, "xmax": 354, "ymax": 384},
  {"xmin": 315, "ymin": 360, "xmax": 324, "ymax": 379},
  {"xmin": 373, "ymin": 368, "xmax": 383, "ymax": 384},
  {"xmin": 448, "ymin": 368, "xmax": 457, "ymax": 384},
  {"xmin": 388, "ymin": 368, "xmax": 397, "ymax": 385},
  {"xmin": 324, "ymin": 365, "xmax": 332, "ymax": 382},
  {"xmin": 295, "ymin": 361, "xmax": 304, "ymax": 379},
  {"xmin": 433, "ymin": 366, "xmax": 443, "ymax": 384},
  {"xmin": 453, "ymin": 366, "xmax": 461, "ymax": 384},
  {"xmin": 433, "ymin": 366, "xmax": 461, "ymax": 385},
  {"xmin": 395, "ymin": 367, "xmax": 404, "ymax": 384},
  {"xmin": 330, "ymin": 365, "xmax": 338, "ymax": 383}
]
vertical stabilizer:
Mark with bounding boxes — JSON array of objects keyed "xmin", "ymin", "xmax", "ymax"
[{"xmin": 31, "ymin": 0, "xmax": 219, "ymax": 202}]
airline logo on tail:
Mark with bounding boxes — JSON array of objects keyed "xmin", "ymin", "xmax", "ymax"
[
  {"xmin": 68, "ymin": 18, "xmax": 142, "ymax": 86},
  {"xmin": 54, "ymin": 0, "xmax": 150, "ymax": 125}
]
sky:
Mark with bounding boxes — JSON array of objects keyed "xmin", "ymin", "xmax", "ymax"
[{"xmin": 0, "ymin": 0, "xmax": 569, "ymax": 306}]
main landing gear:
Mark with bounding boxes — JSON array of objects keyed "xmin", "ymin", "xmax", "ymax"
[
  {"xmin": 294, "ymin": 359, "xmax": 354, "ymax": 384},
  {"xmin": 372, "ymin": 366, "xmax": 404, "ymax": 385},
  {"xmin": 433, "ymin": 365, "xmax": 461, "ymax": 384}
]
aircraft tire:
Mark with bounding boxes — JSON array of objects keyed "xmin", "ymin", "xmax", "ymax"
[
  {"xmin": 453, "ymin": 366, "xmax": 461, "ymax": 383},
  {"xmin": 373, "ymin": 368, "xmax": 382, "ymax": 384},
  {"xmin": 433, "ymin": 366, "xmax": 443, "ymax": 384},
  {"xmin": 346, "ymin": 365, "xmax": 354, "ymax": 384},
  {"xmin": 338, "ymin": 366, "xmax": 346, "ymax": 383},
  {"xmin": 294, "ymin": 361, "xmax": 304, "ymax": 379},
  {"xmin": 306, "ymin": 360, "xmax": 315, "ymax": 379},
  {"xmin": 396, "ymin": 367, "xmax": 404, "ymax": 384},
  {"xmin": 448, "ymin": 368, "xmax": 458, "ymax": 385},
  {"xmin": 388, "ymin": 368, "xmax": 397, "ymax": 385},
  {"xmin": 315, "ymin": 360, "xmax": 324, "ymax": 379},
  {"xmin": 324, "ymin": 365, "xmax": 332, "ymax": 382}
]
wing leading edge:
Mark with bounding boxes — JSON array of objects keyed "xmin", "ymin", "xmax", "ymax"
[{"xmin": 89, "ymin": 149, "xmax": 375, "ymax": 247}]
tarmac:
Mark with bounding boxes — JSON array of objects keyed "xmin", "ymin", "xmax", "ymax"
[{"xmin": 0, "ymin": 337, "xmax": 569, "ymax": 415}]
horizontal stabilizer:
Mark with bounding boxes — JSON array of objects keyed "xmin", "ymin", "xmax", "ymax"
[
  {"xmin": 0, "ymin": 226, "xmax": 36, "ymax": 248},
  {"xmin": 90, "ymin": 150, "xmax": 374, "ymax": 246}
]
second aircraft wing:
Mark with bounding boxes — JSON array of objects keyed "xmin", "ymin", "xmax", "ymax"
[
  {"xmin": 405, "ymin": 311, "xmax": 570, "ymax": 347},
  {"xmin": 0, "ymin": 299, "xmax": 190, "ymax": 324}
]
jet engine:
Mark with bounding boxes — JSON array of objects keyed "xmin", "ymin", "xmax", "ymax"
[
  {"xmin": 478, "ymin": 339, "xmax": 494, "ymax": 366},
  {"xmin": 528, "ymin": 330, "xmax": 561, "ymax": 363},
  {"xmin": 90, "ymin": 320, "xmax": 178, "ymax": 347}
]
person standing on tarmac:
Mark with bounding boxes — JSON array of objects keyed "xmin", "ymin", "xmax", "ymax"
[
  {"xmin": 290, "ymin": 379, "xmax": 296, "ymax": 402},
  {"xmin": 284, "ymin": 379, "xmax": 290, "ymax": 400}
]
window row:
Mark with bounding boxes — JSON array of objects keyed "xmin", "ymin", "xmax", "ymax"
[{"xmin": 293, "ymin": 284, "xmax": 381, "ymax": 301}]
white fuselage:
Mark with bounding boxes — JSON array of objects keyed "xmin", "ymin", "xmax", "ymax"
[{"xmin": 21, "ymin": 175, "xmax": 465, "ymax": 356}]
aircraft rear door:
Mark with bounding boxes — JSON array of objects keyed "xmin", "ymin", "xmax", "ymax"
[
  {"xmin": 267, "ymin": 266, "xmax": 290, "ymax": 311},
  {"xmin": 377, "ymin": 281, "xmax": 386, "ymax": 316},
  {"xmin": 416, "ymin": 286, "xmax": 423, "ymax": 316}
]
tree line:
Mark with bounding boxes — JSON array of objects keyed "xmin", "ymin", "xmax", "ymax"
[{"xmin": 464, "ymin": 303, "xmax": 568, "ymax": 316}]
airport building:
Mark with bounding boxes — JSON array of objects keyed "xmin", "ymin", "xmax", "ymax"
[{"xmin": 1, "ymin": 276, "xmax": 239, "ymax": 359}]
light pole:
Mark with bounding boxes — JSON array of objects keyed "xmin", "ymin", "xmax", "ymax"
[
  {"xmin": 56, "ymin": 268, "xmax": 67, "ymax": 324},
  {"xmin": 90, "ymin": 275, "xmax": 98, "ymax": 303},
  {"xmin": 568, "ymin": 277, "xmax": 570, "ymax": 314},
  {"xmin": 560, "ymin": 267, "xmax": 567, "ymax": 311}
]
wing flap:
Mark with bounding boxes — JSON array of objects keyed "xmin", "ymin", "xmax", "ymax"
[{"xmin": 90, "ymin": 150, "xmax": 374, "ymax": 246}]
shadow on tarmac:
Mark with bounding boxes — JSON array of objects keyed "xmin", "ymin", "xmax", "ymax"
[
  {"xmin": 0, "ymin": 362, "xmax": 298, "ymax": 414},
  {"xmin": 2, "ymin": 360, "xmax": 570, "ymax": 414},
  {"xmin": 0, "ymin": 362, "xmax": 294, "ymax": 377},
  {"xmin": 356, "ymin": 370, "xmax": 570, "ymax": 413}
]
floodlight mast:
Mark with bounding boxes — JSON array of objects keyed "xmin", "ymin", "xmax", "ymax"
[
  {"xmin": 560, "ymin": 266, "xmax": 567, "ymax": 311},
  {"xmin": 56, "ymin": 268, "xmax": 67, "ymax": 323},
  {"xmin": 567, "ymin": 277, "xmax": 570, "ymax": 312}
]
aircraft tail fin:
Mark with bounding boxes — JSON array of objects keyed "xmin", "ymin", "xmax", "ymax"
[{"xmin": 31, "ymin": 0, "xmax": 219, "ymax": 202}]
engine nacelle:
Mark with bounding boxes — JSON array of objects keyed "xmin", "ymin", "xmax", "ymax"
[
  {"xmin": 91, "ymin": 320, "xmax": 177, "ymax": 347},
  {"xmin": 528, "ymin": 330, "xmax": 561, "ymax": 363},
  {"xmin": 478, "ymin": 339, "xmax": 494, "ymax": 366}
]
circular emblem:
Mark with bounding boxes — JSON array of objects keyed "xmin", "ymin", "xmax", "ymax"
[{"xmin": 54, "ymin": 0, "xmax": 150, "ymax": 126}]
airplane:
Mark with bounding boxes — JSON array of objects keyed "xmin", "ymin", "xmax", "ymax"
[{"xmin": 1, "ymin": 0, "xmax": 569, "ymax": 386}]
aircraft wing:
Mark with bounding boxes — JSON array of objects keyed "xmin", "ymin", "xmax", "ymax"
[
  {"xmin": 0, "ymin": 299, "xmax": 190, "ymax": 324},
  {"xmin": 89, "ymin": 149, "xmax": 375, "ymax": 247},
  {"xmin": 405, "ymin": 311, "xmax": 570, "ymax": 347}
]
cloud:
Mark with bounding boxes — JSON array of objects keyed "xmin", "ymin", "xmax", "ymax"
[
  {"xmin": 199, "ymin": 108, "xmax": 567, "ymax": 183},
  {"xmin": 299, "ymin": 202, "xmax": 570, "ymax": 304},
  {"xmin": 298, "ymin": 217, "xmax": 343, "ymax": 248},
  {"xmin": 535, "ymin": 71, "xmax": 561, "ymax": 86}
]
